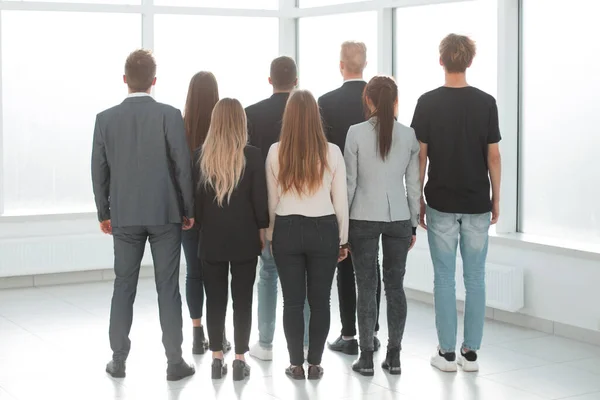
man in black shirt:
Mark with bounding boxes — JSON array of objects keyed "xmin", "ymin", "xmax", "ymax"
[
  {"xmin": 411, "ymin": 34, "xmax": 501, "ymax": 374},
  {"xmin": 319, "ymin": 41, "xmax": 382, "ymax": 355},
  {"xmin": 246, "ymin": 56, "xmax": 310, "ymax": 361}
]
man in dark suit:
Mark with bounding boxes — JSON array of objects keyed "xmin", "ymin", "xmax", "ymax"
[
  {"xmin": 319, "ymin": 41, "xmax": 382, "ymax": 355},
  {"xmin": 246, "ymin": 56, "xmax": 310, "ymax": 361},
  {"xmin": 92, "ymin": 49, "xmax": 195, "ymax": 381}
]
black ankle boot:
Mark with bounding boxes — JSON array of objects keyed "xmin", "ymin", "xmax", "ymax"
[
  {"xmin": 352, "ymin": 350, "xmax": 374, "ymax": 376},
  {"xmin": 192, "ymin": 326, "xmax": 209, "ymax": 355},
  {"xmin": 382, "ymin": 347, "xmax": 401, "ymax": 375},
  {"xmin": 211, "ymin": 358, "xmax": 228, "ymax": 379}
]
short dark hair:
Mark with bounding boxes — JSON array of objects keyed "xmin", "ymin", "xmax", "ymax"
[
  {"xmin": 124, "ymin": 49, "xmax": 156, "ymax": 92},
  {"xmin": 270, "ymin": 56, "xmax": 297, "ymax": 91},
  {"xmin": 439, "ymin": 34, "xmax": 476, "ymax": 73}
]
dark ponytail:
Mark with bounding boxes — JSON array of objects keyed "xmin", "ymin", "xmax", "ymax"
[{"xmin": 363, "ymin": 76, "xmax": 398, "ymax": 160}]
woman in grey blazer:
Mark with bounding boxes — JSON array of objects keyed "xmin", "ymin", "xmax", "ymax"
[{"xmin": 345, "ymin": 76, "xmax": 420, "ymax": 376}]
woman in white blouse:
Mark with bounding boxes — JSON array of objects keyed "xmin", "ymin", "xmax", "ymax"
[{"xmin": 266, "ymin": 90, "xmax": 349, "ymax": 380}]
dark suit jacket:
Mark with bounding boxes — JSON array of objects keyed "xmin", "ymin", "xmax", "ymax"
[
  {"xmin": 245, "ymin": 92, "xmax": 290, "ymax": 161},
  {"xmin": 318, "ymin": 81, "xmax": 367, "ymax": 153},
  {"xmin": 91, "ymin": 95, "xmax": 193, "ymax": 227},
  {"xmin": 193, "ymin": 145, "xmax": 269, "ymax": 262}
]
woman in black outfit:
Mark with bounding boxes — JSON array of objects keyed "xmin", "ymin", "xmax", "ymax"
[
  {"xmin": 182, "ymin": 71, "xmax": 230, "ymax": 354},
  {"xmin": 193, "ymin": 98, "xmax": 269, "ymax": 381}
]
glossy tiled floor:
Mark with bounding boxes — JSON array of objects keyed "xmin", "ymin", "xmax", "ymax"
[{"xmin": 1, "ymin": 278, "xmax": 600, "ymax": 400}]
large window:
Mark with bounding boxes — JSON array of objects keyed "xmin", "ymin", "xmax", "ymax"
[
  {"xmin": 154, "ymin": 15, "xmax": 279, "ymax": 111},
  {"xmin": 520, "ymin": 0, "xmax": 600, "ymax": 244},
  {"xmin": 394, "ymin": 0, "xmax": 497, "ymax": 126},
  {"xmin": 298, "ymin": 11, "xmax": 377, "ymax": 99},
  {"xmin": 1, "ymin": 11, "xmax": 141, "ymax": 215}
]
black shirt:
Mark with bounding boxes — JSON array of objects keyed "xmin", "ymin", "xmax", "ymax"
[
  {"xmin": 193, "ymin": 145, "xmax": 269, "ymax": 262},
  {"xmin": 318, "ymin": 81, "xmax": 367, "ymax": 153},
  {"xmin": 246, "ymin": 92, "xmax": 290, "ymax": 162},
  {"xmin": 411, "ymin": 86, "xmax": 501, "ymax": 214}
]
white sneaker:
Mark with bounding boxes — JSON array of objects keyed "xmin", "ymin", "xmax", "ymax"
[
  {"xmin": 430, "ymin": 349, "xmax": 458, "ymax": 372},
  {"xmin": 249, "ymin": 342, "xmax": 273, "ymax": 361},
  {"xmin": 458, "ymin": 350, "xmax": 479, "ymax": 372}
]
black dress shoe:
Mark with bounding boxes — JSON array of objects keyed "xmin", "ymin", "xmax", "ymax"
[
  {"xmin": 285, "ymin": 365, "xmax": 305, "ymax": 380},
  {"xmin": 381, "ymin": 347, "xmax": 401, "ymax": 375},
  {"xmin": 307, "ymin": 365, "xmax": 324, "ymax": 380},
  {"xmin": 211, "ymin": 358, "xmax": 228, "ymax": 380},
  {"xmin": 232, "ymin": 359, "xmax": 250, "ymax": 381},
  {"xmin": 352, "ymin": 350, "xmax": 374, "ymax": 376},
  {"xmin": 106, "ymin": 360, "xmax": 126, "ymax": 378},
  {"xmin": 374, "ymin": 336, "xmax": 381, "ymax": 352},
  {"xmin": 192, "ymin": 326, "xmax": 209, "ymax": 355},
  {"xmin": 327, "ymin": 336, "xmax": 359, "ymax": 355},
  {"xmin": 166, "ymin": 360, "xmax": 195, "ymax": 381}
]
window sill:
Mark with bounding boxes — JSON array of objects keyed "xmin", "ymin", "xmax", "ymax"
[
  {"xmin": 489, "ymin": 231, "xmax": 600, "ymax": 259},
  {"xmin": 0, "ymin": 212, "xmax": 97, "ymax": 223}
]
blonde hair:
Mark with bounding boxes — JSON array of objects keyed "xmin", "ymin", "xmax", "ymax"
[
  {"xmin": 340, "ymin": 41, "xmax": 367, "ymax": 74},
  {"xmin": 439, "ymin": 34, "xmax": 476, "ymax": 73},
  {"xmin": 200, "ymin": 98, "xmax": 247, "ymax": 207}
]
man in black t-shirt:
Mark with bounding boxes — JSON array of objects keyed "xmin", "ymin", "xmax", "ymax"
[{"xmin": 411, "ymin": 34, "xmax": 502, "ymax": 374}]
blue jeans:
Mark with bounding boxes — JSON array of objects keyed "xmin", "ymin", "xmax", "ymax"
[
  {"xmin": 182, "ymin": 229, "xmax": 204, "ymax": 320},
  {"xmin": 257, "ymin": 240, "xmax": 309, "ymax": 348},
  {"xmin": 427, "ymin": 206, "xmax": 490, "ymax": 352}
]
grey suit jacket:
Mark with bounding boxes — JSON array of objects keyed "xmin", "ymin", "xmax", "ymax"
[
  {"xmin": 91, "ymin": 96, "xmax": 193, "ymax": 228},
  {"xmin": 344, "ymin": 118, "xmax": 420, "ymax": 227}
]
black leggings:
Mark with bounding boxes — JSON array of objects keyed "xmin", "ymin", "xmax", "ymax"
[
  {"xmin": 202, "ymin": 258, "xmax": 257, "ymax": 355},
  {"xmin": 273, "ymin": 214, "xmax": 339, "ymax": 366}
]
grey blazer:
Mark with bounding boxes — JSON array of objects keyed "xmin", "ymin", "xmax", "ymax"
[
  {"xmin": 91, "ymin": 95, "xmax": 193, "ymax": 228},
  {"xmin": 344, "ymin": 118, "xmax": 420, "ymax": 227}
]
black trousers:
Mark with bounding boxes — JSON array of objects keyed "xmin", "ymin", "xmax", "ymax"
[
  {"xmin": 181, "ymin": 229, "xmax": 204, "ymax": 320},
  {"xmin": 273, "ymin": 214, "xmax": 339, "ymax": 366},
  {"xmin": 336, "ymin": 252, "xmax": 382, "ymax": 336},
  {"xmin": 203, "ymin": 258, "xmax": 257, "ymax": 355},
  {"xmin": 109, "ymin": 224, "xmax": 183, "ymax": 364}
]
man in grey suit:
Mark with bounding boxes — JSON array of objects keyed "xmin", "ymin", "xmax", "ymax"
[{"xmin": 91, "ymin": 49, "xmax": 195, "ymax": 381}]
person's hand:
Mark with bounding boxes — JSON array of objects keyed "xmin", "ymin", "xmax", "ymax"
[
  {"xmin": 408, "ymin": 235, "xmax": 417, "ymax": 251},
  {"xmin": 491, "ymin": 201, "xmax": 500, "ymax": 225},
  {"xmin": 259, "ymin": 229, "xmax": 266, "ymax": 251},
  {"xmin": 182, "ymin": 217, "xmax": 195, "ymax": 231},
  {"xmin": 419, "ymin": 197, "xmax": 427, "ymax": 230},
  {"xmin": 100, "ymin": 220, "xmax": 112, "ymax": 235},
  {"xmin": 338, "ymin": 247, "xmax": 348, "ymax": 262}
]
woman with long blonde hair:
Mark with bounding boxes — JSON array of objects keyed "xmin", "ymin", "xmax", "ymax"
[
  {"xmin": 192, "ymin": 98, "xmax": 268, "ymax": 381},
  {"xmin": 181, "ymin": 71, "xmax": 231, "ymax": 355},
  {"xmin": 266, "ymin": 90, "xmax": 349, "ymax": 380}
]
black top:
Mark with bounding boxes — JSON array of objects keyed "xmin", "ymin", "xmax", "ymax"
[
  {"xmin": 411, "ymin": 86, "xmax": 501, "ymax": 214},
  {"xmin": 246, "ymin": 92, "xmax": 290, "ymax": 162},
  {"xmin": 193, "ymin": 145, "xmax": 269, "ymax": 262},
  {"xmin": 318, "ymin": 81, "xmax": 367, "ymax": 153}
]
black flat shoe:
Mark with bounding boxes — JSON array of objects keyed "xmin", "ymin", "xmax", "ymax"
[
  {"xmin": 106, "ymin": 360, "xmax": 126, "ymax": 378},
  {"xmin": 232, "ymin": 359, "xmax": 251, "ymax": 381},
  {"xmin": 285, "ymin": 365, "xmax": 305, "ymax": 380},
  {"xmin": 327, "ymin": 336, "xmax": 359, "ymax": 355},
  {"xmin": 307, "ymin": 365, "xmax": 324, "ymax": 380},
  {"xmin": 211, "ymin": 358, "xmax": 228, "ymax": 380},
  {"xmin": 352, "ymin": 350, "xmax": 374, "ymax": 376},
  {"xmin": 382, "ymin": 347, "xmax": 401, "ymax": 375},
  {"xmin": 166, "ymin": 360, "xmax": 195, "ymax": 381},
  {"xmin": 192, "ymin": 326, "xmax": 209, "ymax": 355}
]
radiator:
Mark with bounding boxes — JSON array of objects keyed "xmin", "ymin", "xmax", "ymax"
[{"xmin": 403, "ymin": 247, "xmax": 524, "ymax": 312}]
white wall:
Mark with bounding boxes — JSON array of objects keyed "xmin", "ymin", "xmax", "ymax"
[{"xmin": 1, "ymin": 215, "xmax": 599, "ymax": 334}]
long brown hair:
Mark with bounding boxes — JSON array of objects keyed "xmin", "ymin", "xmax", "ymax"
[
  {"xmin": 184, "ymin": 71, "xmax": 219, "ymax": 152},
  {"xmin": 364, "ymin": 76, "xmax": 398, "ymax": 160},
  {"xmin": 278, "ymin": 90, "xmax": 329, "ymax": 196},
  {"xmin": 200, "ymin": 98, "xmax": 247, "ymax": 207}
]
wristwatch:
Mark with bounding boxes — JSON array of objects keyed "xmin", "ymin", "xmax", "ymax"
[{"xmin": 340, "ymin": 243, "xmax": 350, "ymax": 250}]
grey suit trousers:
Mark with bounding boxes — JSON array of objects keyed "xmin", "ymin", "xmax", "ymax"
[{"xmin": 109, "ymin": 224, "xmax": 184, "ymax": 364}]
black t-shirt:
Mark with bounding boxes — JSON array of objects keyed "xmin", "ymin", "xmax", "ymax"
[{"xmin": 411, "ymin": 86, "xmax": 501, "ymax": 214}]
